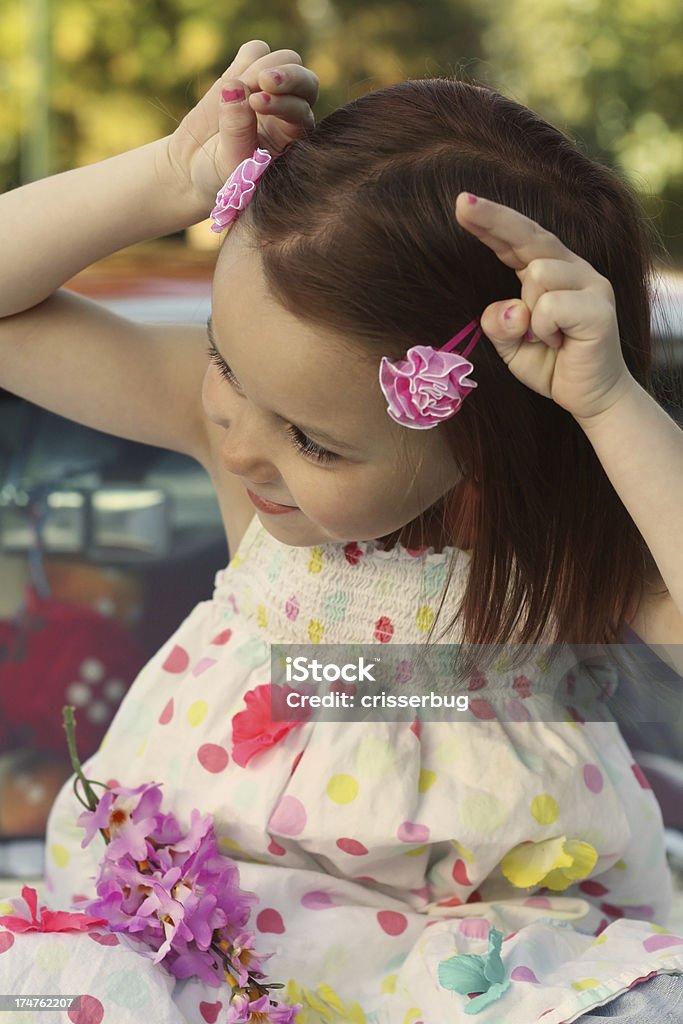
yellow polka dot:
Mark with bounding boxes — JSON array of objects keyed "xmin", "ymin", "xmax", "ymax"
[
  {"xmin": 403, "ymin": 1010, "xmax": 423, "ymax": 1024},
  {"xmin": 187, "ymin": 700, "xmax": 208, "ymax": 727},
  {"xmin": 50, "ymin": 843, "xmax": 70, "ymax": 868},
  {"xmin": 308, "ymin": 619, "xmax": 324, "ymax": 643},
  {"xmin": 651, "ymin": 924, "xmax": 672, "ymax": 934},
  {"xmin": 450, "ymin": 838, "xmax": 476, "ymax": 862},
  {"xmin": 381, "ymin": 974, "xmax": 397, "ymax": 994},
  {"xmin": 355, "ymin": 736, "xmax": 396, "ymax": 779},
  {"xmin": 377, "ymin": 572, "xmax": 395, "ymax": 597},
  {"xmin": 535, "ymin": 651, "xmax": 552, "ymax": 673},
  {"xmin": 416, "ymin": 606, "xmax": 434, "ymax": 632},
  {"xmin": 136, "ymin": 739, "xmax": 147, "ymax": 758},
  {"xmin": 572, "ymin": 978, "xmax": 600, "ymax": 991},
  {"xmin": 218, "ymin": 837, "xmax": 242, "ymax": 853},
  {"xmin": 404, "ymin": 845, "xmax": 427, "ymax": 858},
  {"xmin": 591, "ymin": 934, "xmax": 608, "ymax": 946},
  {"xmin": 614, "ymin": 859, "xmax": 627, "ymax": 870},
  {"xmin": 418, "ymin": 768, "xmax": 437, "ymax": 793},
  {"xmin": 327, "ymin": 774, "xmax": 359, "ymax": 803},
  {"xmin": 230, "ymin": 552, "xmax": 243, "ymax": 568},
  {"xmin": 494, "ymin": 652, "xmax": 511, "ymax": 672},
  {"xmin": 257, "ymin": 603, "xmax": 268, "ymax": 629},
  {"xmin": 100, "ymin": 730, "xmax": 109, "ymax": 751},
  {"xmin": 531, "ymin": 793, "xmax": 559, "ymax": 825},
  {"xmin": 461, "ymin": 792, "xmax": 508, "ymax": 834},
  {"xmin": 434, "ymin": 735, "xmax": 461, "ymax": 766},
  {"xmin": 307, "ymin": 548, "xmax": 324, "ymax": 574},
  {"xmin": 0, "ymin": 901, "xmax": 13, "ymax": 914}
]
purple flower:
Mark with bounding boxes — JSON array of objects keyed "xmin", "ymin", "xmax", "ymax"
[
  {"xmin": 225, "ymin": 992, "xmax": 302, "ymax": 1023},
  {"xmin": 78, "ymin": 782, "xmax": 163, "ymax": 861}
]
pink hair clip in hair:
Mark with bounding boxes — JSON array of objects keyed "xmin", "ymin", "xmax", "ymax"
[
  {"xmin": 379, "ymin": 320, "xmax": 482, "ymax": 429},
  {"xmin": 210, "ymin": 147, "xmax": 273, "ymax": 233}
]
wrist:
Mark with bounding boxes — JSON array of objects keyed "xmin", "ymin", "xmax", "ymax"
[
  {"xmin": 152, "ymin": 135, "xmax": 216, "ymax": 228},
  {"xmin": 573, "ymin": 373, "xmax": 641, "ymax": 435}
]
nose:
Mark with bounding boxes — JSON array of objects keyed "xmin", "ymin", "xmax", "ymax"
[{"xmin": 202, "ymin": 374, "xmax": 278, "ymax": 480}]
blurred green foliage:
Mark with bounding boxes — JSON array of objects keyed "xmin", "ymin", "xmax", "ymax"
[{"xmin": 1, "ymin": 0, "xmax": 681, "ymax": 257}]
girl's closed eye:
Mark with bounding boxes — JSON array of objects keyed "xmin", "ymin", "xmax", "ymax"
[{"xmin": 206, "ymin": 339, "xmax": 337, "ymax": 465}]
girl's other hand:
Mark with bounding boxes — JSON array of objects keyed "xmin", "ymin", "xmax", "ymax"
[
  {"xmin": 455, "ymin": 192, "xmax": 635, "ymax": 424},
  {"xmin": 163, "ymin": 40, "xmax": 319, "ymax": 211}
]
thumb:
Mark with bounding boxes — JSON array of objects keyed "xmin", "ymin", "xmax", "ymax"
[
  {"xmin": 480, "ymin": 299, "xmax": 532, "ymax": 361},
  {"xmin": 216, "ymin": 76, "xmax": 259, "ymax": 181}
]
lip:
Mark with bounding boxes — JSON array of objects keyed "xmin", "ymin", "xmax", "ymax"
[{"xmin": 246, "ymin": 488, "xmax": 299, "ymax": 515}]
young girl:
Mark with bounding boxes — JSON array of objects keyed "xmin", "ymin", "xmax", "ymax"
[{"xmin": 1, "ymin": 36, "xmax": 683, "ymax": 1024}]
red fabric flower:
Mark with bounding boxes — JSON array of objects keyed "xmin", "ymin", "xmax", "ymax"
[
  {"xmin": 0, "ymin": 886, "xmax": 106, "ymax": 933},
  {"xmin": 231, "ymin": 684, "xmax": 312, "ymax": 767}
]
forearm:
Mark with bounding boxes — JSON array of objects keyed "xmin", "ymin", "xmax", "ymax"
[
  {"xmin": 576, "ymin": 375, "xmax": 683, "ymax": 616},
  {"xmin": 0, "ymin": 136, "xmax": 209, "ymax": 317}
]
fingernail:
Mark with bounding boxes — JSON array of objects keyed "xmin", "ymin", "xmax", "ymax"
[
  {"xmin": 269, "ymin": 70, "xmax": 283, "ymax": 84},
  {"xmin": 503, "ymin": 304, "xmax": 517, "ymax": 321},
  {"xmin": 524, "ymin": 329, "xmax": 535, "ymax": 341},
  {"xmin": 258, "ymin": 92, "xmax": 272, "ymax": 103},
  {"xmin": 466, "ymin": 193, "xmax": 478, "ymax": 205},
  {"xmin": 222, "ymin": 87, "xmax": 245, "ymax": 102}
]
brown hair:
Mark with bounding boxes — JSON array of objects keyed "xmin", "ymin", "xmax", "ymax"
[{"xmin": 239, "ymin": 76, "xmax": 678, "ymax": 669}]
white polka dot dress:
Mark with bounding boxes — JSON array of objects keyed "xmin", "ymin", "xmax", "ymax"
[{"xmin": 32, "ymin": 514, "xmax": 683, "ymax": 1022}]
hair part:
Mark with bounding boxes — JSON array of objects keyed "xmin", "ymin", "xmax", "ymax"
[{"xmin": 236, "ymin": 75, "xmax": 679, "ymax": 673}]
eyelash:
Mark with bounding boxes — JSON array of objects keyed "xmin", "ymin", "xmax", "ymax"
[{"xmin": 206, "ymin": 340, "xmax": 337, "ymax": 465}]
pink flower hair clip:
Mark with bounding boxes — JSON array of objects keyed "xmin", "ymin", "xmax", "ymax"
[
  {"xmin": 379, "ymin": 320, "xmax": 482, "ymax": 429},
  {"xmin": 209, "ymin": 146, "xmax": 273, "ymax": 233}
]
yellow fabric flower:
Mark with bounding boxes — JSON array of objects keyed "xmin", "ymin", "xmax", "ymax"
[
  {"xmin": 286, "ymin": 980, "xmax": 367, "ymax": 1023},
  {"xmin": 501, "ymin": 836, "xmax": 598, "ymax": 891}
]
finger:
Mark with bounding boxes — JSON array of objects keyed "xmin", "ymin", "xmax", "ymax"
[
  {"xmin": 248, "ymin": 92, "xmax": 316, "ymax": 128},
  {"xmin": 518, "ymin": 257, "xmax": 597, "ymax": 311},
  {"xmin": 227, "ymin": 40, "xmax": 272, "ymax": 77},
  {"xmin": 253, "ymin": 63, "xmax": 320, "ymax": 108},
  {"xmin": 455, "ymin": 192, "xmax": 582, "ymax": 272}
]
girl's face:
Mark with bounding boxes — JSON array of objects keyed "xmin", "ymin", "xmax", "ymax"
[{"xmin": 202, "ymin": 227, "xmax": 462, "ymax": 549}]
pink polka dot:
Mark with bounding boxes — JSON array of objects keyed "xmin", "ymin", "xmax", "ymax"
[
  {"xmin": 469, "ymin": 698, "xmax": 496, "ymax": 720},
  {"xmin": 627, "ymin": 971, "xmax": 658, "ymax": 991},
  {"xmin": 290, "ymin": 751, "xmax": 304, "ymax": 776},
  {"xmin": 410, "ymin": 885, "xmax": 430, "ymax": 901},
  {"xmin": 467, "ymin": 673, "xmax": 487, "ymax": 691},
  {"xmin": 285, "ymin": 595, "xmax": 300, "ymax": 621},
  {"xmin": 336, "ymin": 837, "xmax": 369, "ymax": 856},
  {"xmin": 377, "ymin": 910, "xmax": 408, "ymax": 936},
  {"xmin": 256, "ymin": 908, "xmax": 285, "ymax": 934},
  {"xmin": 397, "ymin": 820, "xmax": 430, "ymax": 843},
  {"xmin": 268, "ymin": 839, "xmax": 286, "ymax": 856},
  {"xmin": 566, "ymin": 705, "xmax": 586, "ymax": 724},
  {"xmin": 158, "ymin": 698, "xmax": 174, "ymax": 725},
  {"xmin": 193, "ymin": 657, "xmax": 217, "ymax": 677},
  {"xmin": 600, "ymin": 902, "xmax": 624, "ymax": 919},
  {"xmin": 162, "ymin": 644, "xmax": 190, "ymax": 674},
  {"xmin": 506, "ymin": 699, "xmax": 532, "ymax": 721},
  {"xmin": 595, "ymin": 918, "xmax": 609, "ymax": 936},
  {"xmin": 583, "ymin": 764, "xmax": 604, "ymax": 793},
  {"xmin": 269, "ymin": 795, "xmax": 307, "ymax": 836},
  {"xmin": 458, "ymin": 918, "xmax": 489, "ymax": 940},
  {"xmin": 0, "ymin": 932, "xmax": 15, "ymax": 954},
  {"xmin": 438, "ymin": 896, "xmax": 464, "ymax": 907},
  {"xmin": 301, "ymin": 890, "xmax": 336, "ymax": 910},
  {"xmin": 643, "ymin": 933, "xmax": 683, "ymax": 953},
  {"xmin": 211, "ymin": 629, "xmax": 233, "ymax": 645},
  {"xmin": 410, "ymin": 718, "xmax": 421, "ymax": 740},
  {"xmin": 631, "ymin": 762, "xmax": 652, "ymax": 789},
  {"xmin": 343, "ymin": 543, "xmax": 363, "ymax": 566},
  {"xmin": 88, "ymin": 931, "xmax": 119, "ymax": 946},
  {"xmin": 579, "ymin": 879, "xmax": 609, "ymax": 897},
  {"xmin": 511, "ymin": 965, "xmax": 540, "ymax": 984},
  {"xmin": 452, "ymin": 859, "xmax": 472, "ymax": 886},
  {"xmin": 374, "ymin": 616, "xmax": 394, "ymax": 643},
  {"xmin": 197, "ymin": 743, "xmax": 229, "ymax": 773},
  {"xmin": 199, "ymin": 1002, "xmax": 223, "ymax": 1024},
  {"xmin": 355, "ymin": 875, "xmax": 378, "ymax": 883},
  {"xmin": 68, "ymin": 995, "xmax": 104, "ymax": 1024},
  {"xmin": 524, "ymin": 896, "xmax": 552, "ymax": 908}
]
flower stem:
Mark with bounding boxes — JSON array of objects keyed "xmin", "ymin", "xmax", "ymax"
[{"xmin": 62, "ymin": 705, "xmax": 100, "ymax": 812}]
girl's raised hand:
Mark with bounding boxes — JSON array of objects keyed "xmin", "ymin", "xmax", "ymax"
[
  {"xmin": 164, "ymin": 40, "xmax": 319, "ymax": 212},
  {"xmin": 455, "ymin": 193, "xmax": 635, "ymax": 424}
]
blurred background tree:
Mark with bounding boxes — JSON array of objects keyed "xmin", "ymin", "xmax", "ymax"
[{"xmin": 0, "ymin": 0, "xmax": 681, "ymax": 259}]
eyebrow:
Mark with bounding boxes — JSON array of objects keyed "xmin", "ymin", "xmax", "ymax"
[{"xmin": 206, "ymin": 316, "xmax": 363, "ymax": 454}]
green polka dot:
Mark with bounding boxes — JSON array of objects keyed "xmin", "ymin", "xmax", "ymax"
[
  {"xmin": 104, "ymin": 968, "xmax": 150, "ymax": 1008},
  {"xmin": 187, "ymin": 700, "xmax": 208, "ymax": 727},
  {"xmin": 531, "ymin": 793, "xmax": 559, "ymax": 824},
  {"xmin": 327, "ymin": 774, "xmax": 359, "ymax": 803},
  {"xmin": 460, "ymin": 792, "xmax": 508, "ymax": 834},
  {"xmin": 355, "ymin": 736, "xmax": 396, "ymax": 779},
  {"xmin": 434, "ymin": 735, "xmax": 461, "ymax": 766}
]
